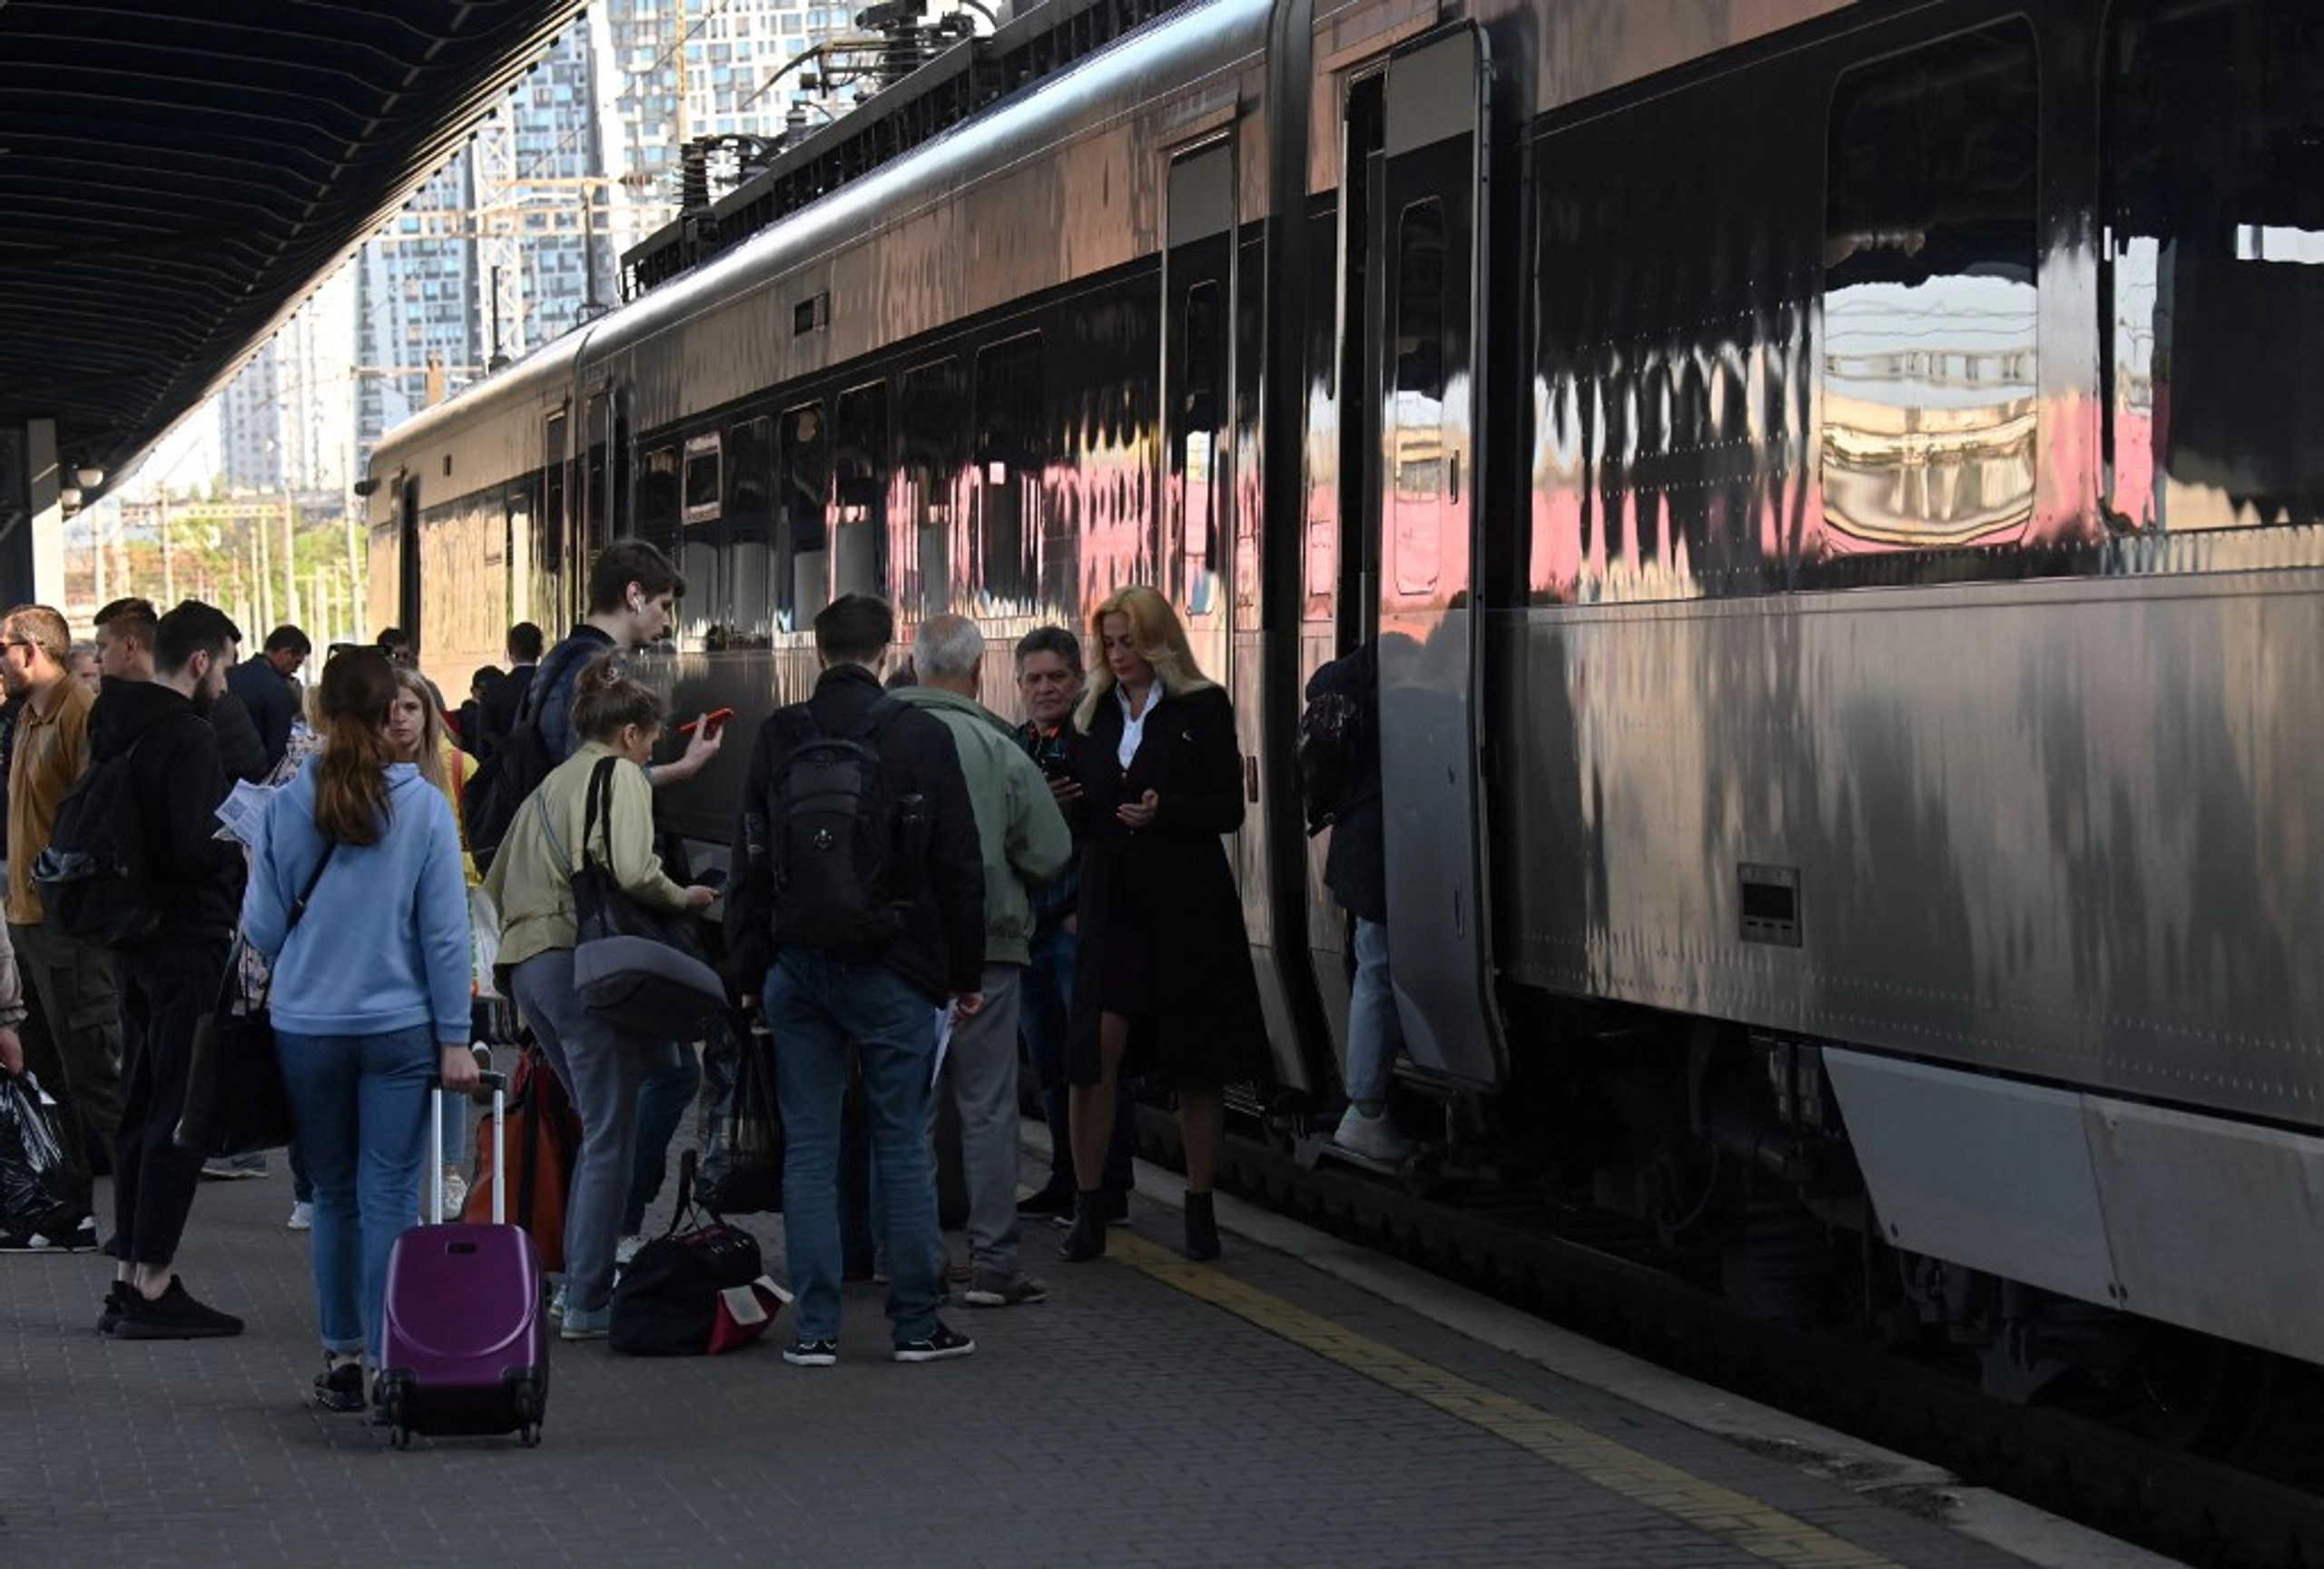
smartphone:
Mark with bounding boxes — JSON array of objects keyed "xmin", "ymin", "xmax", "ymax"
[
  {"xmin": 679, "ymin": 706, "xmax": 736, "ymax": 736},
  {"xmin": 698, "ymin": 866, "xmax": 729, "ymax": 890}
]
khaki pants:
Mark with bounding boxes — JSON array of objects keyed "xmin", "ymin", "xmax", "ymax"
[{"xmin": 9, "ymin": 919, "xmax": 123, "ymax": 1212}]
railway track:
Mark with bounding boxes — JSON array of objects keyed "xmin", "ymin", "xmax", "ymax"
[{"xmin": 1133, "ymin": 1108, "xmax": 2324, "ymax": 1568}]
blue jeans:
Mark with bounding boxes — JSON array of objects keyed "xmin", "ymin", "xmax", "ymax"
[
  {"xmin": 769, "ymin": 952, "xmax": 943, "ymax": 1346},
  {"xmin": 625, "ymin": 1047, "xmax": 703, "ymax": 1235},
  {"xmin": 275, "ymin": 1024, "xmax": 437, "ymax": 1362},
  {"xmin": 1346, "ymin": 915, "xmax": 1403, "ymax": 1107},
  {"xmin": 1020, "ymin": 922, "xmax": 1136, "ymax": 1198},
  {"xmin": 512, "ymin": 950, "xmax": 644, "ymax": 1316}
]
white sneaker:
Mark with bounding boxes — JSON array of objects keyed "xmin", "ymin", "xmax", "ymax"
[
  {"xmin": 1333, "ymin": 1106, "xmax": 1417, "ymax": 1164},
  {"xmin": 614, "ymin": 1234, "xmax": 645, "ymax": 1266},
  {"xmin": 286, "ymin": 1201, "xmax": 314, "ymax": 1232},
  {"xmin": 439, "ymin": 1169, "xmax": 468, "ymax": 1219}
]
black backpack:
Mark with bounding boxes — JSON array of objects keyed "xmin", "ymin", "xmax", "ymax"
[
  {"xmin": 766, "ymin": 697, "xmax": 915, "ymax": 951},
  {"xmin": 33, "ymin": 725, "xmax": 180, "ymax": 943},
  {"xmin": 1296, "ymin": 688, "xmax": 1368, "ymax": 836},
  {"xmin": 463, "ymin": 638, "xmax": 595, "ymax": 865}
]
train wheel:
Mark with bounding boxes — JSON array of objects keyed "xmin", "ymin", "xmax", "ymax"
[{"xmin": 2129, "ymin": 1322, "xmax": 2275, "ymax": 1456}]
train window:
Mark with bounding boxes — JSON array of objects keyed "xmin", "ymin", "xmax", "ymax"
[
  {"xmin": 726, "ymin": 416, "xmax": 775, "ymax": 647},
  {"xmin": 1389, "ymin": 198, "xmax": 1449, "ymax": 599},
  {"xmin": 782, "ymin": 400, "xmax": 829, "ymax": 627},
  {"xmin": 542, "ymin": 411, "xmax": 567, "ymax": 588},
  {"xmin": 1823, "ymin": 24, "xmax": 2038, "ymax": 549},
  {"xmin": 636, "ymin": 444, "xmax": 682, "ymax": 559},
  {"xmin": 899, "ymin": 359, "xmax": 965, "ymax": 617},
  {"xmin": 975, "ymin": 332, "xmax": 1043, "ymax": 612},
  {"xmin": 832, "ymin": 381, "xmax": 889, "ymax": 601},
  {"xmin": 583, "ymin": 393, "xmax": 610, "ymax": 553},
  {"xmin": 683, "ymin": 432, "xmax": 722, "ymax": 525},
  {"xmin": 1393, "ymin": 200, "xmax": 1446, "ymax": 400},
  {"xmin": 2105, "ymin": 0, "xmax": 2324, "ymax": 532},
  {"xmin": 1177, "ymin": 279, "xmax": 1225, "ymax": 609}
]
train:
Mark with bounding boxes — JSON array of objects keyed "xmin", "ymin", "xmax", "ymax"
[{"xmin": 369, "ymin": 0, "xmax": 2324, "ymax": 1422}]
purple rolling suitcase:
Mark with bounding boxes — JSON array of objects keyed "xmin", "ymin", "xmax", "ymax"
[{"xmin": 378, "ymin": 1080, "xmax": 549, "ymax": 1447}]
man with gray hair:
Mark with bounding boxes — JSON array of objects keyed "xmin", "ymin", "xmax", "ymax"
[{"xmin": 890, "ymin": 614, "xmax": 1072, "ymax": 1307}]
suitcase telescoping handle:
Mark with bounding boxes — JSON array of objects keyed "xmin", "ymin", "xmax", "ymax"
[{"xmin": 431, "ymin": 1056, "xmax": 508, "ymax": 1227}]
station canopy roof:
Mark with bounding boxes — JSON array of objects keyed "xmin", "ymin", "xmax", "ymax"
[{"xmin": 0, "ymin": 0, "xmax": 586, "ymax": 497}]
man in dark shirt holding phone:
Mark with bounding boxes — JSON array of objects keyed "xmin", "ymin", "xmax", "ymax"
[{"xmin": 1009, "ymin": 626, "xmax": 1137, "ymax": 1222}]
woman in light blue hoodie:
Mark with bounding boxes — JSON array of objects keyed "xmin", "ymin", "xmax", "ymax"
[{"xmin": 243, "ymin": 648, "xmax": 478, "ymax": 1414}]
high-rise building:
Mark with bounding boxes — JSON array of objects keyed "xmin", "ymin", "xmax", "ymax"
[
  {"xmin": 349, "ymin": 0, "xmax": 856, "ymax": 469},
  {"xmin": 221, "ymin": 266, "xmax": 358, "ymax": 496}
]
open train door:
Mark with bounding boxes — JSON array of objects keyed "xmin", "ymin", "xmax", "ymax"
[{"xmin": 1367, "ymin": 25, "xmax": 1505, "ymax": 1089}]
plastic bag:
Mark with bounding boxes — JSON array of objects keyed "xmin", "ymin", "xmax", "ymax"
[
  {"xmin": 697, "ymin": 1017, "xmax": 782, "ymax": 1216},
  {"xmin": 0, "ymin": 1072, "xmax": 79, "ymax": 1235},
  {"xmin": 469, "ymin": 883, "xmax": 503, "ymax": 999}
]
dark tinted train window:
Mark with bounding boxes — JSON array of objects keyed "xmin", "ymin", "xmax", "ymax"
[
  {"xmin": 1393, "ymin": 199, "xmax": 1446, "ymax": 400},
  {"xmin": 976, "ymin": 332, "xmax": 1043, "ymax": 612},
  {"xmin": 636, "ymin": 444, "xmax": 681, "ymax": 557},
  {"xmin": 832, "ymin": 382, "xmax": 888, "ymax": 600},
  {"xmin": 1824, "ymin": 24, "xmax": 2038, "ymax": 549},
  {"xmin": 781, "ymin": 401, "xmax": 828, "ymax": 628},
  {"xmin": 2106, "ymin": 0, "xmax": 2324, "ymax": 531},
  {"xmin": 684, "ymin": 434, "xmax": 722, "ymax": 524},
  {"xmin": 900, "ymin": 359, "xmax": 965, "ymax": 616},
  {"xmin": 726, "ymin": 416, "xmax": 775, "ymax": 646}
]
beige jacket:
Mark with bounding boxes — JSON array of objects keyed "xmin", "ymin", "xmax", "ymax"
[{"xmin": 482, "ymin": 741, "xmax": 688, "ymax": 971}]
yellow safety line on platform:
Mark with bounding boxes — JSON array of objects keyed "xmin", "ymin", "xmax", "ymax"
[{"xmin": 1111, "ymin": 1232, "xmax": 1901, "ymax": 1569}]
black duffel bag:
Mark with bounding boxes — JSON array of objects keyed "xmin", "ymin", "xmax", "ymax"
[
  {"xmin": 611, "ymin": 1150, "xmax": 788, "ymax": 1357},
  {"xmin": 555, "ymin": 759, "xmax": 728, "ymax": 1039},
  {"xmin": 698, "ymin": 1014, "xmax": 783, "ymax": 1216}
]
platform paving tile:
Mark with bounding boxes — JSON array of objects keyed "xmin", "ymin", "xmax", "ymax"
[{"xmin": 2, "ymin": 1156, "xmax": 2026, "ymax": 1566}]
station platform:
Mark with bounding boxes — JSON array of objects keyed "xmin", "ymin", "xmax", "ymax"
[{"xmin": 2, "ymin": 1140, "xmax": 2165, "ymax": 1568}]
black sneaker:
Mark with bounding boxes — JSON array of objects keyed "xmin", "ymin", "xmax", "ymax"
[
  {"xmin": 782, "ymin": 1337, "xmax": 838, "ymax": 1367},
  {"xmin": 0, "ymin": 1216, "xmax": 98, "ymax": 1253},
  {"xmin": 892, "ymin": 1322, "xmax": 975, "ymax": 1364},
  {"xmin": 314, "ymin": 1359, "xmax": 366, "ymax": 1413},
  {"xmin": 96, "ymin": 1282, "xmax": 128, "ymax": 1336},
  {"xmin": 112, "ymin": 1278, "xmax": 243, "ymax": 1340}
]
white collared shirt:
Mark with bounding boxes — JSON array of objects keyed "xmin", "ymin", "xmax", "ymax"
[{"xmin": 1116, "ymin": 680, "xmax": 1159, "ymax": 769}]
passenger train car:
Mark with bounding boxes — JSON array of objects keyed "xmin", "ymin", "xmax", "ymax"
[{"xmin": 372, "ymin": 0, "xmax": 2324, "ymax": 1406}]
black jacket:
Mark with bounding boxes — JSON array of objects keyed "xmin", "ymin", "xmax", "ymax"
[
  {"xmin": 207, "ymin": 686, "xmax": 271, "ymax": 786},
  {"xmin": 87, "ymin": 677, "xmax": 244, "ymax": 939},
  {"xmin": 476, "ymin": 663, "xmax": 536, "ymax": 758},
  {"xmin": 1305, "ymin": 644, "xmax": 1386, "ymax": 923},
  {"xmin": 224, "ymin": 659, "xmax": 299, "ymax": 774},
  {"xmin": 725, "ymin": 663, "xmax": 985, "ymax": 1003}
]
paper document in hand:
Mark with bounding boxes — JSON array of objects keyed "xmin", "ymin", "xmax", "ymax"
[
  {"xmin": 931, "ymin": 1004, "xmax": 955, "ymax": 1089},
  {"xmin": 213, "ymin": 778, "xmax": 277, "ymax": 846}
]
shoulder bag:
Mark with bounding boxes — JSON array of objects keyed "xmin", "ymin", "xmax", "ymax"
[
  {"xmin": 173, "ymin": 842, "xmax": 338, "ymax": 1159},
  {"xmin": 544, "ymin": 758, "xmax": 727, "ymax": 1037}
]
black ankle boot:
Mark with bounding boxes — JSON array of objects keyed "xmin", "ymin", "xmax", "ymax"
[
  {"xmin": 1184, "ymin": 1191, "xmax": 1220, "ymax": 1261},
  {"xmin": 1059, "ymin": 1190, "xmax": 1108, "ymax": 1262}
]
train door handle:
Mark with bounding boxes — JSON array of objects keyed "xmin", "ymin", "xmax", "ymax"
[{"xmin": 1246, "ymin": 755, "xmax": 1259, "ymax": 803}]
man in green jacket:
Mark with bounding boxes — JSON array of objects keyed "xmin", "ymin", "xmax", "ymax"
[{"xmin": 892, "ymin": 615, "xmax": 1071, "ymax": 1308}]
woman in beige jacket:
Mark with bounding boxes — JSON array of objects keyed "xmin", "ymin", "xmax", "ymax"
[{"xmin": 482, "ymin": 655, "xmax": 714, "ymax": 1338}]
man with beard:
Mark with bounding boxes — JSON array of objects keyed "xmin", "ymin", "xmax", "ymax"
[
  {"xmin": 92, "ymin": 600, "xmax": 250, "ymax": 1338},
  {"xmin": 0, "ymin": 603, "xmax": 115, "ymax": 1251}
]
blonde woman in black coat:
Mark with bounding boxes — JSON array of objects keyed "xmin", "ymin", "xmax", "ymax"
[{"xmin": 1059, "ymin": 585, "xmax": 1265, "ymax": 1263}]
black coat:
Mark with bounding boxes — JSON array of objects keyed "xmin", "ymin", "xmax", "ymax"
[
  {"xmin": 725, "ymin": 663, "xmax": 986, "ymax": 1004},
  {"xmin": 1068, "ymin": 681, "xmax": 1267, "ymax": 1090},
  {"xmin": 225, "ymin": 659, "xmax": 300, "ymax": 774},
  {"xmin": 207, "ymin": 686, "xmax": 271, "ymax": 786},
  {"xmin": 88, "ymin": 677, "xmax": 244, "ymax": 940},
  {"xmin": 1305, "ymin": 645, "xmax": 1385, "ymax": 923},
  {"xmin": 474, "ymin": 663, "xmax": 536, "ymax": 758}
]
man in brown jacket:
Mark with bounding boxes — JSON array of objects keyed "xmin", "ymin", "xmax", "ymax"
[{"xmin": 0, "ymin": 603, "xmax": 115, "ymax": 1250}]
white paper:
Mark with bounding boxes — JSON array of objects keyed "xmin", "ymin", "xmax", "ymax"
[
  {"xmin": 212, "ymin": 778, "xmax": 276, "ymax": 847},
  {"xmin": 931, "ymin": 1003, "xmax": 955, "ymax": 1089}
]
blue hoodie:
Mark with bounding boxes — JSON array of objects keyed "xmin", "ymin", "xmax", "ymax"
[{"xmin": 241, "ymin": 758, "xmax": 471, "ymax": 1043}]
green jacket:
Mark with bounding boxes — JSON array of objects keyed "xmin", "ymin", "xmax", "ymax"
[
  {"xmin": 890, "ymin": 686, "xmax": 1071, "ymax": 966},
  {"xmin": 482, "ymin": 741, "xmax": 691, "ymax": 971}
]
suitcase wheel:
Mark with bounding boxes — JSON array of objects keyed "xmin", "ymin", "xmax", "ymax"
[{"xmin": 514, "ymin": 1376, "xmax": 544, "ymax": 1446}]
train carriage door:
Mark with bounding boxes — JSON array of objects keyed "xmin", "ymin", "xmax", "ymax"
[{"xmin": 1370, "ymin": 26, "xmax": 1506, "ymax": 1088}]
